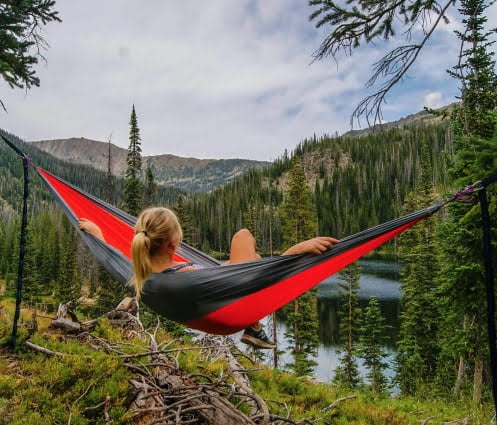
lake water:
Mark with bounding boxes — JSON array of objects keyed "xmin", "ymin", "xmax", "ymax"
[{"xmin": 258, "ymin": 258, "xmax": 402, "ymax": 383}]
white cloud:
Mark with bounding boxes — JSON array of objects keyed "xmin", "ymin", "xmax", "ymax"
[
  {"xmin": 0, "ymin": 0, "xmax": 491, "ymax": 160},
  {"xmin": 422, "ymin": 92, "xmax": 446, "ymax": 109}
]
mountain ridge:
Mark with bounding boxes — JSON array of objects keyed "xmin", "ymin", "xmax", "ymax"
[{"xmin": 30, "ymin": 137, "xmax": 270, "ymax": 193}]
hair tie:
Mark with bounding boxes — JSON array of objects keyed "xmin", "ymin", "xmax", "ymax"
[{"xmin": 139, "ymin": 230, "xmax": 148, "ymax": 237}]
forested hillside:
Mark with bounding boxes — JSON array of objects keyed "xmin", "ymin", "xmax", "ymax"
[
  {"xmin": 182, "ymin": 121, "xmax": 452, "ymax": 254},
  {"xmin": 1, "ymin": 131, "xmax": 184, "ymax": 213},
  {"xmin": 0, "ymin": 117, "xmax": 452, "ymax": 317}
]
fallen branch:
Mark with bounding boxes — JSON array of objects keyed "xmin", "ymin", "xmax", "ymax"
[
  {"xmin": 322, "ymin": 395, "xmax": 357, "ymax": 412},
  {"xmin": 24, "ymin": 340, "xmax": 66, "ymax": 357},
  {"xmin": 120, "ymin": 345, "xmax": 232, "ymax": 359}
]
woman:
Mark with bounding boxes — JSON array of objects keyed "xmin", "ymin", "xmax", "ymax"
[{"xmin": 78, "ymin": 207, "xmax": 338, "ymax": 349}]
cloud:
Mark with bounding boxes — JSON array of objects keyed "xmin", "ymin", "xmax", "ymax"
[
  {"xmin": 423, "ymin": 92, "xmax": 447, "ymax": 109},
  {"xmin": 0, "ymin": 0, "xmax": 493, "ymax": 160}
]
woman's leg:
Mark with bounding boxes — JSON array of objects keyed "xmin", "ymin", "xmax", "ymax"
[
  {"xmin": 223, "ymin": 228, "xmax": 261, "ymax": 265},
  {"xmin": 225, "ymin": 229, "xmax": 275, "ymax": 349}
]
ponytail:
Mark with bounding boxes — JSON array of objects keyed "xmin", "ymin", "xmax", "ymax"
[
  {"xmin": 131, "ymin": 207, "xmax": 183, "ymax": 299},
  {"xmin": 131, "ymin": 231, "xmax": 153, "ymax": 299}
]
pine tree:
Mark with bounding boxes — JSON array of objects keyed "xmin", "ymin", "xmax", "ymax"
[
  {"xmin": 54, "ymin": 220, "xmax": 81, "ymax": 305},
  {"xmin": 0, "ymin": 0, "xmax": 61, "ymax": 109},
  {"xmin": 396, "ymin": 140, "xmax": 440, "ymax": 395},
  {"xmin": 143, "ymin": 165, "xmax": 157, "ymax": 208},
  {"xmin": 281, "ymin": 159, "xmax": 317, "ymax": 245},
  {"xmin": 124, "ymin": 104, "xmax": 143, "ymax": 216},
  {"xmin": 94, "ymin": 265, "xmax": 128, "ymax": 315},
  {"xmin": 333, "ymin": 262, "xmax": 362, "ymax": 389},
  {"xmin": 20, "ymin": 222, "xmax": 42, "ymax": 306},
  {"xmin": 436, "ymin": 0, "xmax": 497, "ymax": 403},
  {"xmin": 448, "ymin": 0, "xmax": 497, "ymax": 140},
  {"xmin": 174, "ymin": 195, "xmax": 193, "ymax": 246},
  {"xmin": 281, "ymin": 159, "xmax": 319, "ymax": 375},
  {"xmin": 358, "ymin": 298, "xmax": 388, "ymax": 393}
]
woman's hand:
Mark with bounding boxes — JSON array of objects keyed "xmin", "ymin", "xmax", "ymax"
[
  {"xmin": 78, "ymin": 218, "xmax": 105, "ymax": 242},
  {"xmin": 282, "ymin": 237, "xmax": 339, "ymax": 256}
]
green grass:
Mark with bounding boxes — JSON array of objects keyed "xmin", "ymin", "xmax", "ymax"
[{"xmin": 0, "ymin": 299, "xmax": 495, "ymax": 424}]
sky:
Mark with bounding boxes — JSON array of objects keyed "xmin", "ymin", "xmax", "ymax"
[{"xmin": 1, "ymin": 1, "xmax": 496, "ymax": 161}]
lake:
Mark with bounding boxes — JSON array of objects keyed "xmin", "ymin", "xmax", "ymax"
[{"xmin": 259, "ymin": 258, "xmax": 402, "ymax": 383}]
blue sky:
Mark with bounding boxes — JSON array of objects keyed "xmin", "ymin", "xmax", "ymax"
[{"xmin": 0, "ymin": 0, "xmax": 495, "ymax": 160}]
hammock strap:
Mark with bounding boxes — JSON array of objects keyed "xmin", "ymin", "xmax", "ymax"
[
  {"xmin": 1, "ymin": 134, "xmax": 32, "ymax": 349},
  {"xmin": 479, "ymin": 182, "xmax": 497, "ymax": 415}
]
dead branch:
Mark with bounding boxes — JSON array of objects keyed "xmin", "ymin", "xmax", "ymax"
[
  {"xmin": 67, "ymin": 380, "xmax": 97, "ymax": 425},
  {"xmin": 42, "ymin": 298, "xmax": 325, "ymax": 425},
  {"xmin": 24, "ymin": 340, "xmax": 66, "ymax": 357},
  {"xmin": 195, "ymin": 334, "xmax": 270, "ymax": 425},
  {"xmin": 442, "ymin": 418, "xmax": 471, "ymax": 425},
  {"xmin": 119, "ymin": 345, "xmax": 232, "ymax": 359},
  {"xmin": 50, "ymin": 318, "xmax": 81, "ymax": 333},
  {"xmin": 322, "ymin": 395, "xmax": 357, "ymax": 412},
  {"xmin": 103, "ymin": 395, "xmax": 111, "ymax": 425}
]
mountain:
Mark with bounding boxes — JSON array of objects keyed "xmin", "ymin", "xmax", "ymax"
[
  {"xmin": 0, "ymin": 131, "xmax": 184, "ymax": 214},
  {"xmin": 341, "ymin": 103, "xmax": 455, "ymax": 138},
  {"xmin": 30, "ymin": 138, "xmax": 270, "ymax": 193}
]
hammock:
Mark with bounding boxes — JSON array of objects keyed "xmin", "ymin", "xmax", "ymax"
[
  {"xmin": 5, "ymin": 135, "xmax": 497, "ymax": 415},
  {"xmin": 33, "ymin": 167, "xmax": 440, "ymax": 334}
]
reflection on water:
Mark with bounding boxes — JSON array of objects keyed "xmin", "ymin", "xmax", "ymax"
[
  {"xmin": 274, "ymin": 258, "xmax": 402, "ymax": 383},
  {"xmin": 317, "ymin": 298, "xmax": 400, "ymax": 348}
]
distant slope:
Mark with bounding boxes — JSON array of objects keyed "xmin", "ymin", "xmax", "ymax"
[
  {"xmin": 341, "ymin": 103, "xmax": 455, "ymax": 138},
  {"xmin": 0, "ymin": 131, "xmax": 184, "ymax": 214},
  {"xmin": 31, "ymin": 138, "xmax": 270, "ymax": 193}
]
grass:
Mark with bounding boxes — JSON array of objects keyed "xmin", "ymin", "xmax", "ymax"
[{"xmin": 0, "ymin": 298, "xmax": 495, "ymax": 424}]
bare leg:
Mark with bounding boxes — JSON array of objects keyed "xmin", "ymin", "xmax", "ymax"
[
  {"xmin": 223, "ymin": 228, "xmax": 261, "ymax": 266},
  {"xmin": 224, "ymin": 229, "xmax": 271, "ymax": 341}
]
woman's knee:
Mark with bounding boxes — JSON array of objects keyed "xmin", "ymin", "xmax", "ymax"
[{"xmin": 231, "ymin": 228, "xmax": 255, "ymax": 244}]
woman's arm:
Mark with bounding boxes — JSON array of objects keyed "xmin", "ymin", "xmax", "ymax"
[
  {"xmin": 282, "ymin": 237, "xmax": 339, "ymax": 256},
  {"xmin": 78, "ymin": 218, "xmax": 105, "ymax": 242}
]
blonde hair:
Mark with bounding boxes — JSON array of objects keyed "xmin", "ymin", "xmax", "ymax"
[{"xmin": 131, "ymin": 207, "xmax": 183, "ymax": 299}]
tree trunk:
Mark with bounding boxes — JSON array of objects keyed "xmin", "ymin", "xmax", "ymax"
[
  {"xmin": 454, "ymin": 314, "xmax": 468, "ymax": 396},
  {"xmin": 272, "ymin": 312, "xmax": 278, "ymax": 369},
  {"xmin": 294, "ymin": 299, "xmax": 300, "ymax": 353},
  {"xmin": 473, "ymin": 355, "xmax": 483, "ymax": 404},
  {"xmin": 454, "ymin": 355, "xmax": 465, "ymax": 396}
]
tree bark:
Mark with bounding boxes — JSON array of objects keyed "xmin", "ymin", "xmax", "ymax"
[
  {"xmin": 473, "ymin": 355, "xmax": 483, "ymax": 404},
  {"xmin": 454, "ymin": 355, "xmax": 465, "ymax": 396}
]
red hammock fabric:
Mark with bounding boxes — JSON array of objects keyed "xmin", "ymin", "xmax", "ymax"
[
  {"xmin": 38, "ymin": 168, "xmax": 188, "ymax": 263},
  {"xmin": 37, "ymin": 166, "xmax": 438, "ymax": 334},
  {"xmin": 186, "ymin": 220, "xmax": 419, "ymax": 333}
]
